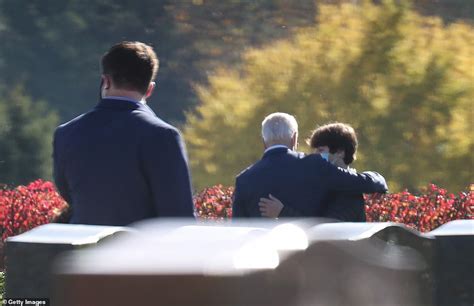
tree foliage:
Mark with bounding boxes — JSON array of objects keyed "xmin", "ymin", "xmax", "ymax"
[
  {"xmin": 0, "ymin": 0, "xmax": 468, "ymax": 123},
  {"xmin": 0, "ymin": 87, "xmax": 59, "ymax": 186},
  {"xmin": 0, "ymin": 0, "xmax": 316, "ymax": 185},
  {"xmin": 0, "ymin": 0, "xmax": 316, "ymax": 122},
  {"xmin": 184, "ymin": 0, "xmax": 473, "ymax": 192}
]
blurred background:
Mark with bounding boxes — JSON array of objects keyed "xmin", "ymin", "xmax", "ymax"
[{"xmin": 0, "ymin": 0, "xmax": 472, "ymax": 192}]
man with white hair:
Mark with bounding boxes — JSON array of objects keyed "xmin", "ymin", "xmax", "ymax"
[
  {"xmin": 261, "ymin": 112, "xmax": 299, "ymax": 153},
  {"xmin": 232, "ymin": 112, "xmax": 387, "ymax": 218}
]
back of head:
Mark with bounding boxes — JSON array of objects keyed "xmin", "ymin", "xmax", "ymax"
[
  {"xmin": 261, "ymin": 112, "xmax": 298, "ymax": 147},
  {"xmin": 308, "ymin": 122, "xmax": 358, "ymax": 164},
  {"xmin": 101, "ymin": 41, "xmax": 159, "ymax": 94}
]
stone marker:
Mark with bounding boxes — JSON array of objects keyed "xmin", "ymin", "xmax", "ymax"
[
  {"xmin": 53, "ymin": 219, "xmax": 462, "ymax": 306},
  {"xmin": 53, "ymin": 219, "xmax": 308, "ymax": 306},
  {"xmin": 5, "ymin": 223, "xmax": 132, "ymax": 300},
  {"xmin": 277, "ymin": 222, "xmax": 436, "ymax": 306},
  {"xmin": 428, "ymin": 219, "xmax": 474, "ymax": 306}
]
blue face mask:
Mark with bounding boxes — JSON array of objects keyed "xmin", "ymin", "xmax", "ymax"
[{"xmin": 320, "ymin": 152, "xmax": 329, "ymax": 161}]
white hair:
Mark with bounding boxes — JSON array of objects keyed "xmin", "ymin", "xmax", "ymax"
[{"xmin": 261, "ymin": 112, "xmax": 298, "ymax": 145}]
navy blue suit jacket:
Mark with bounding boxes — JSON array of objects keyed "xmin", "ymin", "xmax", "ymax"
[
  {"xmin": 322, "ymin": 192, "xmax": 366, "ymax": 222},
  {"xmin": 53, "ymin": 98, "xmax": 194, "ymax": 225},
  {"xmin": 282, "ymin": 167, "xmax": 367, "ymax": 222},
  {"xmin": 232, "ymin": 147, "xmax": 387, "ymax": 218}
]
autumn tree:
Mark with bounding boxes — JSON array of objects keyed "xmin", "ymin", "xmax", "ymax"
[{"xmin": 184, "ymin": 0, "xmax": 473, "ymax": 192}]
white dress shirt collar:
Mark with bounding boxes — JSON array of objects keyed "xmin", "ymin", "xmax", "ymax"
[{"xmin": 264, "ymin": 144, "xmax": 290, "ymax": 154}]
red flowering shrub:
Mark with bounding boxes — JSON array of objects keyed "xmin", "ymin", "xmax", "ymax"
[
  {"xmin": 1, "ymin": 181, "xmax": 471, "ymax": 239},
  {"xmin": 193, "ymin": 184, "xmax": 473, "ymax": 232},
  {"xmin": 0, "ymin": 180, "xmax": 68, "ymax": 241},
  {"xmin": 193, "ymin": 185, "xmax": 233, "ymax": 220},
  {"xmin": 365, "ymin": 184, "xmax": 473, "ymax": 232}
]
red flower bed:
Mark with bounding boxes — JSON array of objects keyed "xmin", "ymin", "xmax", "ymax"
[
  {"xmin": 0, "ymin": 181, "xmax": 471, "ymax": 241},
  {"xmin": 193, "ymin": 183, "xmax": 473, "ymax": 232},
  {"xmin": 193, "ymin": 185, "xmax": 234, "ymax": 220},
  {"xmin": 0, "ymin": 180, "xmax": 68, "ymax": 241},
  {"xmin": 365, "ymin": 184, "xmax": 473, "ymax": 232}
]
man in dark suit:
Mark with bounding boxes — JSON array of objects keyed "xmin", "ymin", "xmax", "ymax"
[
  {"xmin": 232, "ymin": 113, "xmax": 387, "ymax": 218},
  {"xmin": 53, "ymin": 41, "xmax": 194, "ymax": 225},
  {"xmin": 259, "ymin": 123, "xmax": 369, "ymax": 221}
]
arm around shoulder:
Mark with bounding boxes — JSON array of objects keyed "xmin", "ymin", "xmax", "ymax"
[
  {"xmin": 360, "ymin": 171, "xmax": 388, "ymax": 193},
  {"xmin": 322, "ymin": 159, "xmax": 388, "ymax": 194}
]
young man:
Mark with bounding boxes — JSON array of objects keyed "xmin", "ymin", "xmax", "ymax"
[
  {"xmin": 259, "ymin": 122, "xmax": 373, "ymax": 221},
  {"xmin": 53, "ymin": 41, "xmax": 194, "ymax": 225}
]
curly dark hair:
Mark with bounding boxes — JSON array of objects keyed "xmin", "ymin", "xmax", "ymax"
[
  {"xmin": 307, "ymin": 123, "xmax": 358, "ymax": 165},
  {"xmin": 101, "ymin": 41, "xmax": 159, "ymax": 94}
]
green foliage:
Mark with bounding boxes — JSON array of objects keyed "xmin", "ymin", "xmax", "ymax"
[
  {"xmin": 0, "ymin": 86, "xmax": 59, "ymax": 186},
  {"xmin": 0, "ymin": 271, "xmax": 4, "ymax": 302},
  {"xmin": 0, "ymin": 1, "xmax": 467, "ymax": 124},
  {"xmin": 184, "ymin": 0, "xmax": 474, "ymax": 192},
  {"xmin": 0, "ymin": 0, "xmax": 316, "ymax": 122}
]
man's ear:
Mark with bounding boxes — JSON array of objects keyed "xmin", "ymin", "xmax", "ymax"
[
  {"xmin": 101, "ymin": 75, "xmax": 111, "ymax": 89},
  {"xmin": 145, "ymin": 82, "xmax": 156, "ymax": 99},
  {"xmin": 291, "ymin": 132, "xmax": 298, "ymax": 150}
]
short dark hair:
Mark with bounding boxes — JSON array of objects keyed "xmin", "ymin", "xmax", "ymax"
[
  {"xmin": 307, "ymin": 123, "xmax": 358, "ymax": 165},
  {"xmin": 101, "ymin": 41, "xmax": 159, "ymax": 94}
]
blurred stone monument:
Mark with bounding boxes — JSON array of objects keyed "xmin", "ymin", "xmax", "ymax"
[
  {"xmin": 52, "ymin": 219, "xmax": 442, "ymax": 306},
  {"xmin": 429, "ymin": 220, "xmax": 474, "ymax": 306},
  {"xmin": 53, "ymin": 219, "xmax": 311, "ymax": 306},
  {"xmin": 279, "ymin": 222, "xmax": 436, "ymax": 306},
  {"xmin": 5, "ymin": 223, "xmax": 132, "ymax": 300}
]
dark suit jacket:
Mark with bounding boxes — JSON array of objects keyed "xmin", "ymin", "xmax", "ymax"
[
  {"xmin": 53, "ymin": 98, "xmax": 194, "ymax": 225},
  {"xmin": 323, "ymin": 192, "xmax": 366, "ymax": 222},
  {"xmin": 282, "ymin": 168, "xmax": 367, "ymax": 222},
  {"xmin": 232, "ymin": 147, "xmax": 387, "ymax": 218}
]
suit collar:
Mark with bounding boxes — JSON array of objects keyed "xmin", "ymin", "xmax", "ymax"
[
  {"xmin": 264, "ymin": 144, "xmax": 288, "ymax": 154},
  {"xmin": 95, "ymin": 98, "xmax": 155, "ymax": 115},
  {"xmin": 103, "ymin": 95, "xmax": 143, "ymax": 105},
  {"xmin": 262, "ymin": 146, "xmax": 290, "ymax": 158}
]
